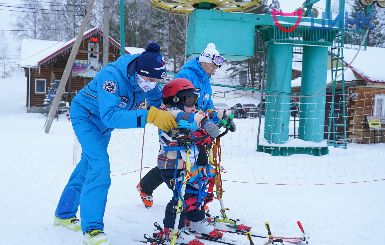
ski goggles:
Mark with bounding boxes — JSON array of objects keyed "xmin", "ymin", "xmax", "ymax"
[
  {"xmin": 173, "ymin": 93, "xmax": 198, "ymax": 107},
  {"xmin": 212, "ymin": 55, "xmax": 225, "ymax": 67},
  {"xmin": 201, "ymin": 52, "xmax": 225, "ymax": 67},
  {"xmin": 183, "ymin": 94, "xmax": 198, "ymax": 107}
]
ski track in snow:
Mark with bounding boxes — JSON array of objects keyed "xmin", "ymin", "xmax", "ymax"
[{"xmin": 1, "ymin": 71, "xmax": 385, "ymax": 245}]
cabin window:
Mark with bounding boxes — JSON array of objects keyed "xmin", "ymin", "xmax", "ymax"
[
  {"xmin": 373, "ymin": 94, "xmax": 385, "ymax": 118},
  {"xmin": 35, "ymin": 79, "xmax": 46, "ymax": 94}
]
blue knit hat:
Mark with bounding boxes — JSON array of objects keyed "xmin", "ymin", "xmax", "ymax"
[{"xmin": 136, "ymin": 42, "xmax": 166, "ymax": 79}]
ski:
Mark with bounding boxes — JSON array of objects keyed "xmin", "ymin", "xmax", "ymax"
[
  {"xmin": 186, "ymin": 229, "xmax": 239, "ymax": 245},
  {"xmin": 220, "ymin": 228, "xmax": 305, "ymax": 243},
  {"xmin": 203, "ymin": 220, "xmax": 308, "ymax": 245},
  {"xmin": 142, "ymin": 224, "xmax": 207, "ymax": 245},
  {"xmin": 141, "ymin": 233, "xmax": 167, "ymax": 245},
  {"xmin": 194, "ymin": 234, "xmax": 235, "ymax": 245},
  {"xmin": 139, "ymin": 234, "xmax": 193, "ymax": 245},
  {"xmin": 205, "ymin": 213, "xmax": 252, "ymax": 233},
  {"xmin": 138, "ymin": 240, "xmax": 190, "ymax": 245}
]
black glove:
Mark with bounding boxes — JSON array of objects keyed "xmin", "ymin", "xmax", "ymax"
[
  {"xmin": 221, "ymin": 113, "xmax": 236, "ymax": 132},
  {"xmin": 228, "ymin": 120, "xmax": 236, "ymax": 132}
]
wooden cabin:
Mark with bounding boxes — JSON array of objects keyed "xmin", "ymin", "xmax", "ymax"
[
  {"xmin": 343, "ymin": 46, "xmax": 385, "ymax": 143},
  {"xmin": 291, "ymin": 46, "xmax": 385, "ymax": 144},
  {"xmin": 20, "ymin": 27, "xmax": 122, "ymax": 113},
  {"xmin": 348, "ymin": 86, "xmax": 385, "ymax": 143}
]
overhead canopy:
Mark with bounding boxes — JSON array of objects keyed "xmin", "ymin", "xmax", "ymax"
[{"xmin": 150, "ymin": 0, "xmax": 261, "ymax": 14}]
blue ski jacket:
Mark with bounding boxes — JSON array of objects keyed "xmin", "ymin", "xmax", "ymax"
[
  {"xmin": 174, "ymin": 58, "xmax": 215, "ymax": 111},
  {"xmin": 72, "ymin": 54, "xmax": 162, "ymax": 133}
]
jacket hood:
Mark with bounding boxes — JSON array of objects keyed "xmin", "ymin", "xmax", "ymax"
[
  {"xmin": 109, "ymin": 54, "xmax": 140, "ymax": 77},
  {"xmin": 106, "ymin": 54, "xmax": 141, "ymax": 91},
  {"xmin": 182, "ymin": 57, "xmax": 209, "ymax": 80}
]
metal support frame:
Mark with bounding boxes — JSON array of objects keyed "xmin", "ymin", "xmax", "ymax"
[{"xmin": 327, "ymin": 0, "xmax": 347, "ymax": 148}]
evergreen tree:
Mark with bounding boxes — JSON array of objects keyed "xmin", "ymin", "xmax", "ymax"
[
  {"xmin": 346, "ymin": 1, "xmax": 385, "ymax": 47},
  {"xmin": 269, "ymin": 0, "xmax": 281, "ymax": 13},
  {"xmin": 109, "ymin": 0, "xmax": 186, "ymax": 72},
  {"xmin": 43, "ymin": 80, "xmax": 68, "ymax": 116}
]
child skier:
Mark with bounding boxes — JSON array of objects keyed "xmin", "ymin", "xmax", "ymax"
[{"xmin": 153, "ymin": 78, "xmax": 222, "ymax": 242}]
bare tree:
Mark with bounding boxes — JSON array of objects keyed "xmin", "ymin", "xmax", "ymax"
[
  {"xmin": 38, "ymin": 0, "xmax": 66, "ymax": 41},
  {"xmin": 15, "ymin": 0, "xmax": 43, "ymax": 39}
]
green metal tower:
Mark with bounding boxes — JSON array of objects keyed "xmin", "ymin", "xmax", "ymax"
[
  {"xmin": 327, "ymin": 0, "xmax": 348, "ymax": 148},
  {"xmin": 151, "ymin": 0, "xmax": 355, "ymax": 156}
]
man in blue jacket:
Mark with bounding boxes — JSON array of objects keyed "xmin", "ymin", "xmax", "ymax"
[
  {"xmin": 54, "ymin": 42, "xmax": 177, "ymax": 245},
  {"xmin": 137, "ymin": 43, "xmax": 234, "ymax": 209},
  {"xmin": 173, "ymin": 42, "xmax": 223, "ymax": 111}
]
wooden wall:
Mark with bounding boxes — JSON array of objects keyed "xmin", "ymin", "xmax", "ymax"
[
  {"xmin": 290, "ymin": 83, "xmax": 385, "ymax": 144},
  {"xmin": 26, "ymin": 32, "xmax": 121, "ymax": 108},
  {"xmin": 348, "ymin": 86, "xmax": 385, "ymax": 144}
]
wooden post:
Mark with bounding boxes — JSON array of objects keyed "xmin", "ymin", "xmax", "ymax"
[
  {"xmin": 103, "ymin": 0, "xmax": 110, "ymax": 66},
  {"xmin": 44, "ymin": 0, "xmax": 96, "ymax": 133}
]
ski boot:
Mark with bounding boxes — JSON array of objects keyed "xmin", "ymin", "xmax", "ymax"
[
  {"xmin": 189, "ymin": 219, "xmax": 223, "ymax": 238},
  {"xmin": 188, "ymin": 239, "xmax": 204, "ymax": 245},
  {"xmin": 137, "ymin": 183, "xmax": 153, "ymax": 208},
  {"xmin": 83, "ymin": 229, "xmax": 109, "ymax": 245},
  {"xmin": 153, "ymin": 227, "xmax": 171, "ymax": 241},
  {"xmin": 54, "ymin": 216, "xmax": 81, "ymax": 232}
]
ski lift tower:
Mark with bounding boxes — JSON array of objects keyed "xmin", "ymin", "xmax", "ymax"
[{"xmin": 151, "ymin": 0, "xmax": 346, "ymax": 156}]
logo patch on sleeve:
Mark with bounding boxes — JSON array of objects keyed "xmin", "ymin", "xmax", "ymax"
[
  {"xmin": 119, "ymin": 96, "xmax": 129, "ymax": 108},
  {"xmin": 102, "ymin": 81, "xmax": 117, "ymax": 94}
]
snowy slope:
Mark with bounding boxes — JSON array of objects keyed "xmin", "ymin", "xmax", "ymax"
[{"xmin": 1, "ymin": 70, "xmax": 385, "ymax": 245}]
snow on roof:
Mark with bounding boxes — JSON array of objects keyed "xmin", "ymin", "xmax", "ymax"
[
  {"xmin": 19, "ymin": 27, "xmax": 122, "ymax": 68},
  {"xmin": 291, "ymin": 69, "xmax": 358, "ymax": 87},
  {"xmin": 19, "ymin": 39, "xmax": 65, "ymax": 68},
  {"xmin": 335, "ymin": 68, "xmax": 358, "ymax": 82},
  {"xmin": 125, "ymin": 47, "xmax": 145, "ymax": 55},
  {"xmin": 343, "ymin": 46, "xmax": 385, "ymax": 83}
]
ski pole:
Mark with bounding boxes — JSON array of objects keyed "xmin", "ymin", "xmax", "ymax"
[
  {"xmin": 297, "ymin": 221, "xmax": 309, "ymax": 244},
  {"xmin": 246, "ymin": 232, "xmax": 255, "ymax": 245},
  {"xmin": 139, "ymin": 126, "xmax": 146, "ymax": 180},
  {"xmin": 212, "ymin": 137, "xmax": 237, "ymax": 226},
  {"xmin": 265, "ymin": 222, "xmax": 273, "ymax": 243},
  {"xmin": 139, "ymin": 99, "xmax": 148, "ymax": 180},
  {"xmin": 170, "ymin": 146, "xmax": 193, "ymax": 245}
]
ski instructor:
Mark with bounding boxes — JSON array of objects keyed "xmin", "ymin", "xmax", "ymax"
[{"xmin": 54, "ymin": 42, "xmax": 177, "ymax": 245}]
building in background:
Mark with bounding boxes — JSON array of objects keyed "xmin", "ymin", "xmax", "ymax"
[{"xmin": 19, "ymin": 27, "xmax": 123, "ymax": 113}]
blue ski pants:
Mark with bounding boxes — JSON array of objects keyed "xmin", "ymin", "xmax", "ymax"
[{"xmin": 55, "ymin": 102, "xmax": 112, "ymax": 233}]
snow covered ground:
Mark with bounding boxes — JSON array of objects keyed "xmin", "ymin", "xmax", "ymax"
[{"xmin": 1, "ymin": 71, "xmax": 385, "ymax": 245}]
